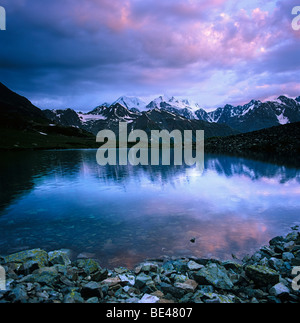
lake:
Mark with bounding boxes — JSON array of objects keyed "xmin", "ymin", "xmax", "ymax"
[{"xmin": 0, "ymin": 149, "xmax": 299, "ymax": 269}]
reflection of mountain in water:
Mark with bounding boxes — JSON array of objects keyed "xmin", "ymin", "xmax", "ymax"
[
  {"xmin": 0, "ymin": 150, "xmax": 299, "ymax": 212},
  {"xmin": 204, "ymin": 154, "xmax": 300, "ymax": 184}
]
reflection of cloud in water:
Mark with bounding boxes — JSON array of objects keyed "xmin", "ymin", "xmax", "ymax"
[
  {"xmin": 0, "ymin": 150, "xmax": 299, "ymax": 269},
  {"xmin": 99, "ymin": 212, "xmax": 273, "ymax": 268}
]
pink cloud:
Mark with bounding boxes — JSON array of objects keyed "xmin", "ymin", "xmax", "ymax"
[
  {"xmin": 44, "ymin": 0, "xmax": 296, "ymax": 72},
  {"xmin": 1, "ymin": 0, "xmax": 299, "ymax": 108}
]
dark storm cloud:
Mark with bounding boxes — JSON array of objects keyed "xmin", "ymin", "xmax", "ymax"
[{"xmin": 0, "ymin": 0, "xmax": 299, "ymax": 110}]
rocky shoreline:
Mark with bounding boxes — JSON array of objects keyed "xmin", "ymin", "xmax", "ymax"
[{"xmin": 0, "ymin": 229, "xmax": 299, "ymax": 303}]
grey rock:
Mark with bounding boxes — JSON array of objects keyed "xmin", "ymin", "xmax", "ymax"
[
  {"xmin": 90, "ymin": 268, "xmax": 108, "ymax": 282},
  {"xmin": 268, "ymin": 257, "xmax": 284, "ymax": 271},
  {"xmin": 81, "ymin": 281, "xmax": 103, "ymax": 299},
  {"xmin": 138, "ymin": 293, "xmax": 159, "ymax": 303},
  {"xmin": 161, "ymin": 261, "xmax": 175, "ymax": 274},
  {"xmin": 291, "ymin": 256, "xmax": 300, "ymax": 266},
  {"xmin": 75, "ymin": 259, "xmax": 101, "ymax": 274},
  {"xmin": 171, "ymin": 259, "xmax": 188, "ymax": 273},
  {"xmin": 170, "ymin": 273, "xmax": 189, "ymax": 283},
  {"xmin": 48, "ymin": 250, "xmax": 71, "ymax": 266},
  {"xmin": 135, "ymin": 273, "xmax": 152, "ymax": 289},
  {"xmin": 269, "ymin": 236, "xmax": 284, "ymax": 246},
  {"xmin": 86, "ymin": 297, "xmax": 99, "ymax": 303},
  {"xmin": 283, "ymin": 241, "xmax": 295, "ymax": 251},
  {"xmin": 192, "ymin": 263, "xmax": 234, "ymax": 290},
  {"xmin": 259, "ymin": 257, "xmax": 269, "ymax": 267},
  {"xmin": 9, "ymin": 285, "xmax": 28, "ymax": 302},
  {"xmin": 126, "ymin": 297, "xmax": 141, "ymax": 303},
  {"xmin": 245, "ymin": 265, "xmax": 279, "ymax": 287},
  {"xmin": 21, "ymin": 267, "xmax": 60, "ymax": 286},
  {"xmin": 203, "ymin": 292, "xmax": 234, "ymax": 303},
  {"xmin": 18, "ymin": 260, "xmax": 40, "ymax": 274},
  {"xmin": 222, "ymin": 261, "xmax": 241, "ymax": 271},
  {"xmin": 187, "ymin": 260, "xmax": 204, "ymax": 271},
  {"xmin": 259, "ymin": 246, "xmax": 275, "ymax": 258},
  {"xmin": 174, "ymin": 279, "xmax": 198, "ymax": 292},
  {"xmin": 59, "ymin": 275, "xmax": 75, "ymax": 287},
  {"xmin": 282, "ymin": 252, "xmax": 294, "ymax": 261},
  {"xmin": 63, "ymin": 291, "xmax": 84, "ymax": 303},
  {"xmin": 4, "ymin": 249, "xmax": 48, "ymax": 268},
  {"xmin": 269, "ymin": 283, "xmax": 290, "ymax": 297},
  {"xmin": 252, "ymin": 252, "xmax": 263, "ymax": 262},
  {"xmin": 285, "ymin": 232, "xmax": 299, "ymax": 242},
  {"xmin": 159, "ymin": 282, "xmax": 186, "ymax": 298},
  {"xmin": 118, "ymin": 273, "xmax": 136, "ymax": 286},
  {"xmin": 139, "ymin": 262, "xmax": 159, "ymax": 273}
]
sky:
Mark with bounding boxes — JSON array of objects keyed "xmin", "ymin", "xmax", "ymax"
[{"xmin": 0, "ymin": 0, "xmax": 299, "ymax": 112}]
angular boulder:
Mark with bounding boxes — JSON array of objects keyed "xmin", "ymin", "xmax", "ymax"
[
  {"xmin": 192, "ymin": 263, "xmax": 234, "ymax": 290},
  {"xmin": 135, "ymin": 273, "xmax": 152, "ymax": 289},
  {"xmin": 269, "ymin": 283, "xmax": 290, "ymax": 297},
  {"xmin": 245, "ymin": 265, "xmax": 279, "ymax": 287},
  {"xmin": 75, "ymin": 259, "xmax": 101, "ymax": 274},
  {"xmin": 174, "ymin": 279, "xmax": 198, "ymax": 292},
  {"xmin": 21, "ymin": 267, "xmax": 60, "ymax": 286},
  {"xmin": 4, "ymin": 249, "xmax": 48, "ymax": 268},
  {"xmin": 48, "ymin": 250, "xmax": 71, "ymax": 266}
]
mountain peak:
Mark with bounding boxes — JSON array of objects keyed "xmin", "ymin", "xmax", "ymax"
[
  {"xmin": 276, "ymin": 95, "xmax": 299, "ymax": 108},
  {"xmin": 0, "ymin": 82, "xmax": 45, "ymax": 117},
  {"xmin": 146, "ymin": 95, "xmax": 202, "ymax": 113},
  {"xmin": 277, "ymin": 95, "xmax": 289, "ymax": 102},
  {"xmin": 113, "ymin": 96, "xmax": 147, "ymax": 111}
]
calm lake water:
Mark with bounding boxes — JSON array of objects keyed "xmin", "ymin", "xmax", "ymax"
[{"xmin": 0, "ymin": 149, "xmax": 299, "ymax": 269}]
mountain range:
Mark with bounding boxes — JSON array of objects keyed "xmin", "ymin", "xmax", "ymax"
[
  {"xmin": 0, "ymin": 81, "xmax": 300, "ymax": 152},
  {"xmin": 44, "ymin": 94, "xmax": 300, "ymax": 136},
  {"xmin": 43, "ymin": 96, "xmax": 237, "ymax": 139}
]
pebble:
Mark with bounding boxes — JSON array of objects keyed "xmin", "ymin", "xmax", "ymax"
[{"xmin": 0, "ymin": 230, "xmax": 299, "ymax": 303}]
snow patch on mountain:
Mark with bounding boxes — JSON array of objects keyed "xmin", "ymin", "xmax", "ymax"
[
  {"xmin": 146, "ymin": 95, "xmax": 201, "ymax": 112},
  {"xmin": 78, "ymin": 113, "xmax": 107, "ymax": 123},
  {"xmin": 276, "ymin": 112, "xmax": 289, "ymax": 125},
  {"xmin": 113, "ymin": 96, "xmax": 147, "ymax": 112}
]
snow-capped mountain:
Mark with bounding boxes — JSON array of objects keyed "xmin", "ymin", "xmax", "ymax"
[
  {"xmin": 189, "ymin": 96, "xmax": 300, "ymax": 132},
  {"xmin": 112, "ymin": 96, "xmax": 147, "ymax": 112},
  {"xmin": 146, "ymin": 95, "xmax": 201, "ymax": 112},
  {"xmin": 43, "ymin": 102, "xmax": 236, "ymax": 138},
  {"xmin": 43, "ymin": 94, "xmax": 300, "ymax": 136},
  {"xmin": 207, "ymin": 100, "xmax": 262, "ymax": 123},
  {"xmin": 206, "ymin": 96, "xmax": 300, "ymax": 133},
  {"xmin": 145, "ymin": 95, "xmax": 203, "ymax": 120},
  {"xmin": 86, "ymin": 103, "xmax": 138, "ymax": 121}
]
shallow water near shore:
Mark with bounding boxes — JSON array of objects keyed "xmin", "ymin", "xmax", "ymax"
[{"xmin": 0, "ymin": 149, "xmax": 299, "ymax": 269}]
